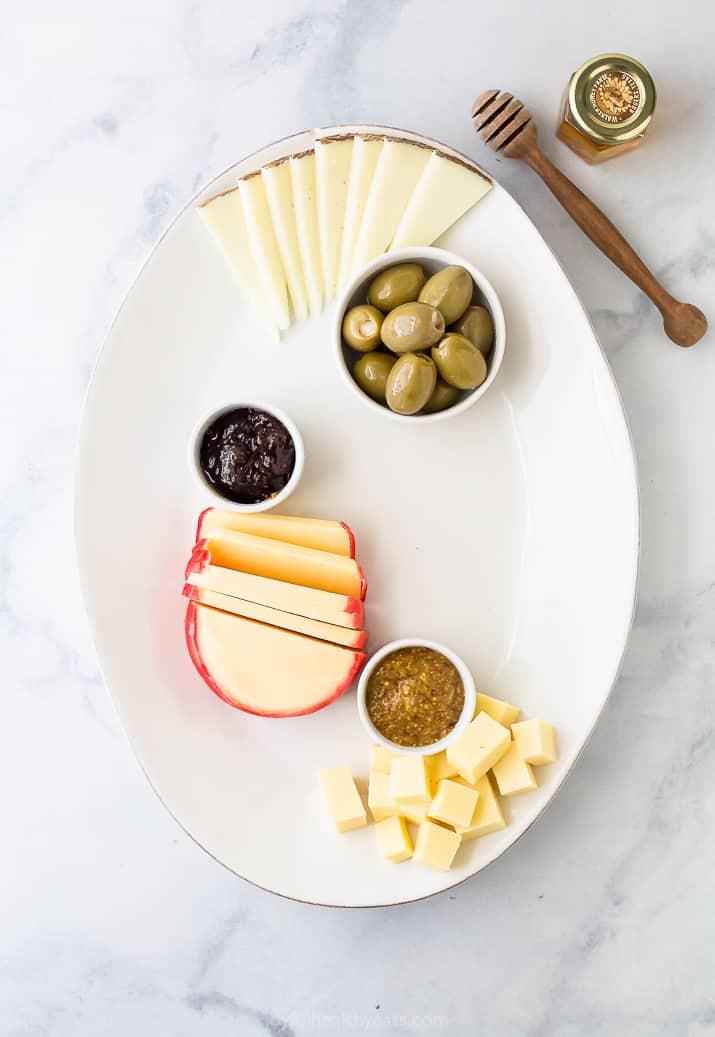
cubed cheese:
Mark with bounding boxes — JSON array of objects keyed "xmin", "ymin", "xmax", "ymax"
[
  {"xmin": 375, "ymin": 816, "xmax": 413, "ymax": 863},
  {"xmin": 454, "ymin": 774, "xmax": 505, "ymax": 840},
  {"xmin": 413, "ymin": 820, "xmax": 462, "ymax": 871},
  {"xmin": 428, "ymin": 779, "xmax": 479, "ymax": 830},
  {"xmin": 492, "ymin": 744, "xmax": 537, "ymax": 797},
  {"xmin": 398, "ymin": 799, "xmax": 430, "ymax": 824},
  {"xmin": 319, "ymin": 767, "xmax": 367, "ymax": 833},
  {"xmin": 370, "ymin": 744, "xmax": 396, "ymax": 775},
  {"xmin": 446, "ymin": 712, "xmax": 511, "ymax": 784},
  {"xmin": 512, "ymin": 718, "xmax": 557, "ymax": 765},
  {"xmin": 426, "ymin": 750, "xmax": 458, "ymax": 787},
  {"xmin": 368, "ymin": 772, "xmax": 399, "ymax": 821},
  {"xmin": 475, "ymin": 692, "xmax": 520, "ymax": 727},
  {"xmin": 389, "ymin": 756, "xmax": 430, "ymax": 804}
]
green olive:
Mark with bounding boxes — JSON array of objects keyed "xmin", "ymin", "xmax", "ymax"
[
  {"xmin": 431, "ymin": 333, "xmax": 488, "ymax": 390},
  {"xmin": 367, "ymin": 263, "xmax": 427, "ymax": 312},
  {"xmin": 342, "ymin": 304, "xmax": 384, "ymax": 352},
  {"xmin": 353, "ymin": 351, "xmax": 396, "ymax": 404},
  {"xmin": 418, "ymin": 265, "xmax": 474, "ymax": 324},
  {"xmin": 450, "ymin": 305, "xmax": 494, "ymax": 356},
  {"xmin": 385, "ymin": 353, "xmax": 437, "ymax": 415},
  {"xmin": 380, "ymin": 302, "xmax": 445, "ymax": 354},
  {"xmin": 422, "ymin": 377, "xmax": 460, "ymax": 414}
]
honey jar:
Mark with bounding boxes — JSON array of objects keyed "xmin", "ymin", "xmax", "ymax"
[{"xmin": 557, "ymin": 54, "xmax": 656, "ymax": 164}]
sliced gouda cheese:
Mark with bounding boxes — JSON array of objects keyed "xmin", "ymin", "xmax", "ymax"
[
  {"xmin": 391, "ymin": 152, "xmax": 491, "ymax": 250},
  {"xmin": 262, "ymin": 159, "xmax": 308, "ymax": 321},
  {"xmin": 290, "ymin": 151, "xmax": 323, "ymax": 315},
  {"xmin": 199, "ymin": 528, "xmax": 366, "ymax": 599},
  {"xmin": 237, "ymin": 174, "xmax": 290, "ymax": 330},
  {"xmin": 184, "ymin": 558, "xmax": 364, "ymax": 628},
  {"xmin": 186, "ymin": 602, "xmax": 365, "ymax": 716},
  {"xmin": 337, "ymin": 136, "xmax": 383, "ymax": 289},
  {"xmin": 315, "ymin": 137, "xmax": 353, "ymax": 299},
  {"xmin": 183, "ymin": 585, "xmax": 366, "ymax": 649},
  {"xmin": 196, "ymin": 509, "xmax": 355, "ymax": 557}
]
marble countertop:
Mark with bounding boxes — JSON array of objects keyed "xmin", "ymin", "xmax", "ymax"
[{"xmin": 3, "ymin": 2, "xmax": 714, "ymax": 1034}]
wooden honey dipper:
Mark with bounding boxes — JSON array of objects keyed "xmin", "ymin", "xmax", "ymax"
[{"xmin": 472, "ymin": 90, "xmax": 707, "ymax": 347}]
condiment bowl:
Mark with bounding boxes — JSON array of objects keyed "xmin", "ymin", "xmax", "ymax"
[
  {"xmin": 356, "ymin": 638, "xmax": 477, "ymax": 757},
  {"xmin": 188, "ymin": 401, "xmax": 305, "ymax": 513},
  {"xmin": 334, "ymin": 246, "xmax": 506, "ymax": 423}
]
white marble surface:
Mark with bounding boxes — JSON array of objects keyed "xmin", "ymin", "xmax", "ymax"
[{"xmin": 2, "ymin": 1, "xmax": 714, "ymax": 1033}]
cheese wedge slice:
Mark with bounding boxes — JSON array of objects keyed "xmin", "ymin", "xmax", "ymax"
[
  {"xmin": 391, "ymin": 152, "xmax": 492, "ymax": 250},
  {"xmin": 337, "ymin": 136, "xmax": 383, "ymax": 289},
  {"xmin": 195, "ymin": 509, "xmax": 355, "ymax": 557},
  {"xmin": 290, "ymin": 151, "xmax": 323, "ymax": 315},
  {"xmin": 197, "ymin": 529, "xmax": 366, "ymax": 598},
  {"xmin": 349, "ymin": 139, "xmax": 431, "ymax": 276},
  {"xmin": 198, "ymin": 189, "xmax": 276, "ymax": 337},
  {"xmin": 186, "ymin": 602, "xmax": 365, "ymax": 716},
  {"xmin": 262, "ymin": 159, "xmax": 309, "ymax": 321},
  {"xmin": 184, "ymin": 585, "xmax": 366, "ymax": 649},
  {"xmin": 315, "ymin": 137, "xmax": 353, "ymax": 299},
  {"xmin": 185, "ymin": 556, "xmax": 364, "ymax": 628},
  {"xmin": 237, "ymin": 173, "xmax": 290, "ymax": 330}
]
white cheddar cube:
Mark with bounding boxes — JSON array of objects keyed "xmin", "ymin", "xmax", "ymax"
[
  {"xmin": 375, "ymin": 816, "xmax": 413, "ymax": 863},
  {"xmin": 475, "ymin": 692, "xmax": 520, "ymax": 727},
  {"xmin": 426, "ymin": 750, "xmax": 458, "ymax": 787},
  {"xmin": 319, "ymin": 767, "xmax": 367, "ymax": 833},
  {"xmin": 455, "ymin": 774, "xmax": 506, "ymax": 841},
  {"xmin": 370, "ymin": 744, "xmax": 396, "ymax": 775},
  {"xmin": 428, "ymin": 779, "xmax": 479, "ymax": 830},
  {"xmin": 398, "ymin": 799, "xmax": 430, "ymax": 825},
  {"xmin": 389, "ymin": 755, "xmax": 430, "ymax": 804},
  {"xmin": 512, "ymin": 718, "xmax": 557, "ymax": 765},
  {"xmin": 413, "ymin": 820, "xmax": 462, "ymax": 871},
  {"xmin": 368, "ymin": 772, "xmax": 399, "ymax": 821},
  {"xmin": 492, "ymin": 744, "xmax": 537, "ymax": 797},
  {"xmin": 446, "ymin": 712, "xmax": 511, "ymax": 784}
]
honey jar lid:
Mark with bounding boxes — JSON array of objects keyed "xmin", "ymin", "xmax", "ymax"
[{"xmin": 568, "ymin": 53, "xmax": 656, "ymax": 144}]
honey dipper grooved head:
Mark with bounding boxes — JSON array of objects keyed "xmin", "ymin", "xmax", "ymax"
[{"xmin": 472, "ymin": 90, "xmax": 535, "ymax": 155}]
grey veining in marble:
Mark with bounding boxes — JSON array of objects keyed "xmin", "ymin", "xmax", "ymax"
[{"xmin": 2, "ymin": 1, "xmax": 714, "ymax": 1034}]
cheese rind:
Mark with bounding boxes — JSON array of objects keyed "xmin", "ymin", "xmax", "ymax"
[
  {"xmin": 237, "ymin": 174, "xmax": 290, "ymax": 330},
  {"xmin": 454, "ymin": 774, "xmax": 505, "ymax": 841},
  {"xmin": 315, "ymin": 138, "xmax": 353, "ymax": 298},
  {"xmin": 446, "ymin": 712, "xmax": 511, "ymax": 784},
  {"xmin": 187, "ymin": 603, "xmax": 364, "ymax": 716},
  {"xmin": 337, "ymin": 136, "xmax": 383, "ymax": 288},
  {"xmin": 391, "ymin": 152, "xmax": 491, "ymax": 250},
  {"xmin": 290, "ymin": 151, "xmax": 323, "ymax": 315},
  {"xmin": 200, "ymin": 528, "xmax": 367, "ymax": 599},
  {"xmin": 389, "ymin": 756, "xmax": 430, "ymax": 805},
  {"xmin": 375, "ymin": 816, "xmax": 413, "ymax": 863},
  {"xmin": 185, "ymin": 558, "xmax": 363, "ymax": 628},
  {"xmin": 428, "ymin": 778, "xmax": 479, "ymax": 830},
  {"xmin": 413, "ymin": 820, "xmax": 462, "ymax": 871},
  {"xmin": 368, "ymin": 772, "xmax": 399, "ymax": 821},
  {"xmin": 491, "ymin": 743, "xmax": 537, "ymax": 797},
  {"xmin": 262, "ymin": 160, "xmax": 309, "ymax": 320},
  {"xmin": 183, "ymin": 586, "xmax": 366, "ymax": 648},
  {"xmin": 475, "ymin": 692, "xmax": 521, "ymax": 727},
  {"xmin": 319, "ymin": 767, "xmax": 367, "ymax": 833},
  {"xmin": 195, "ymin": 509, "xmax": 355, "ymax": 558},
  {"xmin": 511, "ymin": 719, "xmax": 557, "ymax": 766}
]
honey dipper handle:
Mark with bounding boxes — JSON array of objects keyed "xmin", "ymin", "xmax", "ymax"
[{"xmin": 523, "ymin": 146, "xmax": 707, "ymax": 347}]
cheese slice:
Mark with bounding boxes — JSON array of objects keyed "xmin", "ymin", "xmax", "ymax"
[
  {"xmin": 290, "ymin": 151, "xmax": 323, "ymax": 315},
  {"xmin": 262, "ymin": 160, "xmax": 308, "ymax": 321},
  {"xmin": 195, "ymin": 509, "xmax": 355, "ymax": 557},
  {"xmin": 186, "ymin": 603, "xmax": 365, "ymax": 716},
  {"xmin": 391, "ymin": 152, "xmax": 491, "ymax": 249},
  {"xmin": 198, "ymin": 189, "xmax": 276, "ymax": 337},
  {"xmin": 237, "ymin": 174, "xmax": 290, "ymax": 330},
  {"xmin": 185, "ymin": 558, "xmax": 364, "ymax": 628},
  {"xmin": 337, "ymin": 136, "xmax": 383, "ymax": 289},
  {"xmin": 315, "ymin": 137, "xmax": 353, "ymax": 299},
  {"xmin": 197, "ymin": 529, "xmax": 367, "ymax": 599},
  {"xmin": 349, "ymin": 139, "xmax": 431, "ymax": 276},
  {"xmin": 183, "ymin": 585, "xmax": 366, "ymax": 649}
]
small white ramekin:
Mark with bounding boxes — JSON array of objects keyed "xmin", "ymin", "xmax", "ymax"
[
  {"xmin": 334, "ymin": 246, "xmax": 506, "ymax": 423},
  {"xmin": 188, "ymin": 401, "xmax": 305, "ymax": 513},
  {"xmin": 356, "ymin": 637, "xmax": 477, "ymax": 757}
]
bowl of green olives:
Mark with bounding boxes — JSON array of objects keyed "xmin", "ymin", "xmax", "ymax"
[{"xmin": 334, "ymin": 247, "xmax": 505, "ymax": 422}]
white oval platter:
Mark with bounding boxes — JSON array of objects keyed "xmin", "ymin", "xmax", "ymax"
[{"xmin": 76, "ymin": 125, "xmax": 639, "ymax": 907}]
